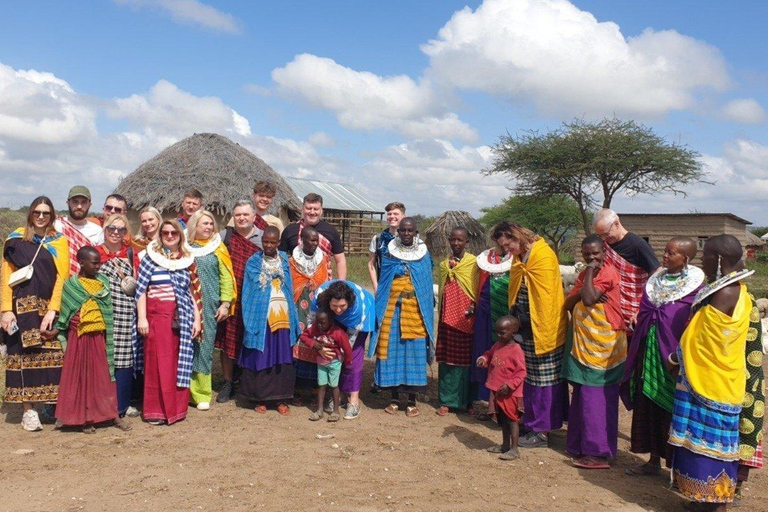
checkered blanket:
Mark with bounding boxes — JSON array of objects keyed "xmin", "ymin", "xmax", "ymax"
[{"xmin": 603, "ymin": 244, "xmax": 648, "ymax": 329}]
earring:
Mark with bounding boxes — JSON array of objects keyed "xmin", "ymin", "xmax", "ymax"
[{"xmin": 716, "ymin": 255, "xmax": 722, "ymax": 280}]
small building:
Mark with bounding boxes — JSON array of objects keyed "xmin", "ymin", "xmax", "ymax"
[
  {"xmin": 616, "ymin": 213, "xmax": 766, "ymax": 262},
  {"xmin": 423, "ymin": 210, "xmax": 488, "ymax": 260}
]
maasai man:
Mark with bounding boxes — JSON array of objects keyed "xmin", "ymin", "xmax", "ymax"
[
  {"xmin": 622, "ymin": 238, "xmax": 703, "ymax": 476},
  {"xmin": 563, "ymin": 235, "xmax": 627, "ymax": 469},
  {"xmin": 239, "ymin": 226, "xmax": 301, "ymax": 415},
  {"xmin": 176, "ymin": 188, "xmax": 203, "ymax": 229},
  {"xmin": 51, "ymin": 246, "xmax": 131, "ymax": 433},
  {"xmin": 55, "ymin": 186, "xmax": 103, "ymax": 276},
  {"xmin": 500, "ymin": 222, "xmax": 568, "ymax": 448},
  {"xmin": 435, "ymin": 227, "xmax": 478, "ymax": 416},
  {"xmin": 368, "ymin": 202, "xmax": 405, "ymax": 293},
  {"xmin": 668, "ymin": 235, "xmax": 752, "ymax": 510},
  {"xmin": 593, "ymin": 209, "xmax": 659, "ymax": 330},
  {"xmin": 280, "ymin": 193, "xmax": 346, "ymax": 280},
  {"xmin": 370, "ymin": 217, "xmax": 434, "ymax": 418},
  {"xmin": 215, "ymin": 199, "xmax": 263, "ymax": 403},
  {"xmin": 289, "ymin": 226, "xmax": 330, "ymax": 389}
]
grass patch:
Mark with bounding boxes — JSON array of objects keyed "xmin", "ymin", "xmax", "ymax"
[{"xmin": 746, "ymin": 259, "xmax": 768, "ymax": 299}]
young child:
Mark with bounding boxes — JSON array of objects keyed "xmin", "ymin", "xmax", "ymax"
[
  {"xmin": 476, "ymin": 315, "xmax": 526, "ymax": 460},
  {"xmin": 300, "ymin": 308, "xmax": 353, "ymax": 422},
  {"xmin": 49, "ymin": 246, "xmax": 131, "ymax": 433},
  {"xmin": 562, "ymin": 235, "xmax": 627, "ymax": 469}
]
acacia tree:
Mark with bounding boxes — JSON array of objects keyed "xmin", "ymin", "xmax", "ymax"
[
  {"xmin": 485, "ymin": 117, "xmax": 705, "ymax": 233},
  {"xmin": 480, "ymin": 194, "xmax": 581, "ymax": 257}
]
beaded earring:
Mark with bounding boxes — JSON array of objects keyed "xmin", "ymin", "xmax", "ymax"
[{"xmin": 716, "ymin": 255, "xmax": 723, "ymax": 280}]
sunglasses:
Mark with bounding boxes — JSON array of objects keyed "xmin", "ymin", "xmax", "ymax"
[
  {"xmin": 32, "ymin": 210, "xmax": 51, "ymax": 218},
  {"xmin": 106, "ymin": 226, "xmax": 128, "ymax": 235},
  {"xmin": 104, "ymin": 205, "xmax": 124, "ymax": 214},
  {"xmin": 161, "ymin": 230, "xmax": 180, "ymax": 238}
]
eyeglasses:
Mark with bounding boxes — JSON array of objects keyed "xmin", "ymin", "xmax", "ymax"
[
  {"xmin": 32, "ymin": 210, "xmax": 51, "ymax": 218},
  {"xmin": 106, "ymin": 226, "xmax": 128, "ymax": 235},
  {"xmin": 161, "ymin": 230, "xmax": 180, "ymax": 238},
  {"xmin": 104, "ymin": 205, "xmax": 124, "ymax": 214}
]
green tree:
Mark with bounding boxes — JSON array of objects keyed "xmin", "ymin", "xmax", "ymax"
[
  {"xmin": 480, "ymin": 195, "xmax": 581, "ymax": 257},
  {"xmin": 750, "ymin": 226, "xmax": 768, "ymax": 238},
  {"xmin": 485, "ymin": 117, "xmax": 705, "ymax": 233}
]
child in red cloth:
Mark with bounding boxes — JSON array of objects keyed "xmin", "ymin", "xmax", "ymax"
[
  {"xmin": 300, "ymin": 309, "xmax": 353, "ymax": 422},
  {"xmin": 477, "ymin": 315, "xmax": 526, "ymax": 460}
]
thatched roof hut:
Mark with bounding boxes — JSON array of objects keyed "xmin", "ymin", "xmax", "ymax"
[
  {"xmin": 114, "ymin": 133, "xmax": 302, "ymax": 220},
  {"xmin": 424, "ymin": 211, "xmax": 487, "ymax": 260}
]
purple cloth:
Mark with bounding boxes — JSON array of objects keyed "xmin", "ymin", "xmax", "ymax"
[
  {"xmin": 620, "ymin": 288, "xmax": 697, "ymax": 409},
  {"xmin": 522, "ymin": 381, "xmax": 569, "ymax": 433},
  {"xmin": 238, "ymin": 328, "xmax": 294, "ymax": 372},
  {"xmin": 339, "ymin": 332, "xmax": 367, "ymax": 394},
  {"xmin": 674, "ymin": 447, "xmax": 737, "ymax": 503},
  {"xmin": 566, "ymin": 383, "xmax": 620, "ymax": 458},
  {"xmin": 470, "ymin": 279, "xmax": 492, "ymax": 401}
]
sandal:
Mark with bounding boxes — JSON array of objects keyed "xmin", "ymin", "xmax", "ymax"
[
  {"xmin": 308, "ymin": 411, "xmax": 323, "ymax": 421},
  {"xmin": 486, "ymin": 444, "xmax": 506, "ymax": 453},
  {"xmin": 114, "ymin": 418, "xmax": 132, "ymax": 431},
  {"xmin": 499, "ymin": 449, "xmax": 520, "ymax": 461},
  {"xmin": 254, "ymin": 404, "xmax": 267, "ymax": 414},
  {"xmin": 435, "ymin": 406, "xmax": 450, "ymax": 417},
  {"xmin": 406, "ymin": 406, "xmax": 420, "ymax": 418},
  {"xmin": 82, "ymin": 425, "xmax": 96, "ymax": 434},
  {"xmin": 384, "ymin": 403, "xmax": 399, "ymax": 415},
  {"xmin": 625, "ymin": 463, "xmax": 661, "ymax": 476},
  {"xmin": 327, "ymin": 412, "xmax": 340, "ymax": 422},
  {"xmin": 573, "ymin": 456, "xmax": 610, "ymax": 470},
  {"xmin": 277, "ymin": 403, "xmax": 291, "ymax": 416}
]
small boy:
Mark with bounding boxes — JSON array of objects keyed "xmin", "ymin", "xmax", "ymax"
[
  {"xmin": 48, "ymin": 246, "xmax": 131, "ymax": 433},
  {"xmin": 476, "ymin": 315, "xmax": 526, "ymax": 460},
  {"xmin": 300, "ymin": 309, "xmax": 353, "ymax": 422}
]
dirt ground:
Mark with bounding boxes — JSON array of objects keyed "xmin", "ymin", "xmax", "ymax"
[{"xmin": 0, "ymin": 359, "xmax": 765, "ymax": 512}]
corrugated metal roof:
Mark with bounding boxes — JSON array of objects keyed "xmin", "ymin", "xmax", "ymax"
[{"xmin": 282, "ymin": 177, "xmax": 382, "ymax": 213}]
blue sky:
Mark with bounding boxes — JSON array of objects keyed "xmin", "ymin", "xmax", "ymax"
[{"xmin": 1, "ymin": 0, "xmax": 767, "ymax": 223}]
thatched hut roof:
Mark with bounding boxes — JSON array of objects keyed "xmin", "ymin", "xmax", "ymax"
[
  {"xmin": 114, "ymin": 133, "xmax": 302, "ymax": 217},
  {"xmin": 424, "ymin": 211, "xmax": 488, "ymax": 260}
]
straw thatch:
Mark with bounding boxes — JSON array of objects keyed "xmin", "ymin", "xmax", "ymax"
[
  {"xmin": 114, "ymin": 133, "xmax": 302, "ymax": 218},
  {"xmin": 424, "ymin": 211, "xmax": 488, "ymax": 260}
]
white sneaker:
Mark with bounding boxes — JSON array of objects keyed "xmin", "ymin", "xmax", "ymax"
[
  {"xmin": 125, "ymin": 406, "xmax": 140, "ymax": 417},
  {"xmin": 21, "ymin": 409, "xmax": 43, "ymax": 432},
  {"xmin": 196, "ymin": 402, "xmax": 210, "ymax": 411}
]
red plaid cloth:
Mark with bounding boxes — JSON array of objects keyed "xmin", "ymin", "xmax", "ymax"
[
  {"xmin": 254, "ymin": 213, "xmax": 268, "ymax": 231},
  {"xmin": 215, "ymin": 230, "xmax": 260, "ymax": 359},
  {"xmin": 741, "ymin": 440, "xmax": 764, "ymax": 469},
  {"xmin": 58, "ymin": 217, "xmax": 94, "ymax": 277},
  {"xmin": 603, "ymin": 244, "xmax": 648, "ymax": 329},
  {"xmin": 298, "ymin": 219, "xmax": 333, "ymax": 280},
  {"xmin": 436, "ymin": 281, "xmax": 475, "ymax": 366}
]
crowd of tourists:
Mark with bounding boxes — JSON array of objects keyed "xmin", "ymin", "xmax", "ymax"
[{"xmin": 0, "ymin": 181, "xmax": 762, "ymax": 511}]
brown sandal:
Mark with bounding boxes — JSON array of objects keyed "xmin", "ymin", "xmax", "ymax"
[
  {"xmin": 277, "ymin": 403, "xmax": 291, "ymax": 416},
  {"xmin": 384, "ymin": 403, "xmax": 399, "ymax": 415},
  {"xmin": 435, "ymin": 406, "xmax": 450, "ymax": 417},
  {"xmin": 406, "ymin": 406, "xmax": 420, "ymax": 418}
]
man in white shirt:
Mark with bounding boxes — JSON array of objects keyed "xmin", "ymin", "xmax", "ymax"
[{"xmin": 55, "ymin": 186, "xmax": 104, "ymax": 276}]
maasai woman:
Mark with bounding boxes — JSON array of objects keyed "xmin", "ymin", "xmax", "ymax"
[
  {"xmin": 436, "ymin": 227, "xmax": 478, "ymax": 416},
  {"xmin": 1, "ymin": 196, "xmax": 69, "ymax": 432},
  {"xmin": 370, "ymin": 217, "xmax": 435, "ymax": 418},
  {"xmin": 313, "ymin": 279, "xmax": 376, "ymax": 420},
  {"xmin": 290, "ymin": 226, "xmax": 330, "ymax": 389},
  {"xmin": 563, "ymin": 235, "xmax": 627, "ymax": 469},
  {"xmin": 97, "ymin": 214, "xmax": 141, "ymax": 418},
  {"xmin": 186, "ymin": 210, "xmax": 235, "ymax": 411},
  {"xmin": 500, "ymin": 221, "xmax": 568, "ymax": 448},
  {"xmin": 622, "ymin": 237, "xmax": 703, "ymax": 476},
  {"xmin": 239, "ymin": 226, "xmax": 301, "ymax": 415},
  {"xmin": 135, "ymin": 220, "xmax": 201, "ymax": 425},
  {"xmin": 668, "ymin": 235, "xmax": 751, "ymax": 511},
  {"xmin": 53, "ymin": 246, "xmax": 131, "ymax": 432},
  {"xmin": 471, "ymin": 226, "xmax": 511, "ymax": 410},
  {"xmin": 132, "ymin": 206, "xmax": 161, "ymax": 254},
  {"xmin": 215, "ymin": 199, "xmax": 261, "ymax": 403}
]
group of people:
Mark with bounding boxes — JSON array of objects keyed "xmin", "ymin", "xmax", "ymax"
[{"xmin": 0, "ymin": 180, "xmax": 762, "ymax": 510}]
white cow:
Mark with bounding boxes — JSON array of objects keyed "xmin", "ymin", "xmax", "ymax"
[{"xmin": 559, "ymin": 262, "xmax": 586, "ymax": 293}]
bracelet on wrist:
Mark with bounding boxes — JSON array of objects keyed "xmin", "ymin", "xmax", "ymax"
[{"xmin": 667, "ymin": 353, "xmax": 679, "ymax": 366}]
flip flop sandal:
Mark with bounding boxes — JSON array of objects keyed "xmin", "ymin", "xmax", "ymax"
[
  {"xmin": 435, "ymin": 406, "xmax": 450, "ymax": 417},
  {"xmin": 486, "ymin": 445, "xmax": 506, "ymax": 454},
  {"xmin": 384, "ymin": 403, "xmax": 399, "ymax": 415},
  {"xmin": 82, "ymin": 425, "xmax": 96, "ymax": 434},
  {"xmin": 499, "ymin": 450, "xmax": 520, "ymax": 461},
  {"xmin": 624, "ymin": 464, "xmax": 661, "ymax": 476},
  {"xmin": 254, "ymin": 404, "xmax": 267, "ymax": 414},
  {"xmin": 277, "ymin": 403, "xmax": 291, "ymax": 416},
  {"xmin": 308, "ymin": 411, "xmax": 323, "ymax": 421},
  {"xmin": 573, "ymin": 456, "xmax": 610, "ymax": 470},
  {"xmin": 406, "ymin": 406, "xmax": 420, "ymax": 418},
  {"xmin": 114, "ymin": 418, "xmax": 132, "ymax": 431},
  {"xmin": 327, "ymin": 413, "xmax": 340, "ymax": 422}
]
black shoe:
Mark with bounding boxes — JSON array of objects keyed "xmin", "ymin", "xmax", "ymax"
[{"xmin": 216, "ymin": 381, "xmax": 234, "ymax": 403}]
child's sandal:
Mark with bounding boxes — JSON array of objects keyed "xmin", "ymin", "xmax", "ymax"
[
  {"xmin": 384, "ymin": 403, "xmax": 399, "ymax": 415},
  {"xmin": 406, "ymin": 406, "xmax": 420, "ymax": 418}
]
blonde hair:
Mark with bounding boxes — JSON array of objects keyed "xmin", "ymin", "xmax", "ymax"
[
  {"xmin": 497, "ymin": 221, "xmax": 539, "ymax": 254},
  {"xmin": 185, "ymin": 210, "xmax": 218, "ymax": 242},
  {"xmin": 103, "ymin": 213, "xmax": 132, "ymax": 235},
  {"xmin": 153, "ymin": 219, "xmax": 190, "ymax": 258},
  {"xmin": 137, "ymin": 206, "xmax": 162, "ymax": 238}
]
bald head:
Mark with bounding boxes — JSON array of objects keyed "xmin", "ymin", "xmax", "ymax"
[
  {"xmin": 669, "ymin": 237, "xmax": 697, "ymax": 261},
  {"xmin": 705, "ymin": 234, "xmax": 743, "ymax": 267}
]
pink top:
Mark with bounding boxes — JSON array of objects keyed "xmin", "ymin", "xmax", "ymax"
[
  {"xmin": 299, "ymin": 323, "xmax": 353, "ymax": 366},
  {"xmin": 482, "ymin": 342, "xmax": 526, "ymax": 398}
]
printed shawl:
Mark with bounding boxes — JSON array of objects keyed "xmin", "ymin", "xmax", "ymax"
[
  {"xmin": 289, "ymin": 248, "xmax": 329, "ymax": 303},
  {"xmin": 216, "ymin": 229, "xmax": 260, "ymax": 348},
  {"xmin": 7, "ymin": 228, "xmax": 70, "ymax": 285},
  {"xmin": 298, "ymin": 219, "xmax": 333, "ymax": 280},
  {"xmin": 603, "ymin": 244, "xmax": 648, "ymax": 329},
  {"xmin": 438, "ymin": 253, "xmax": 478, "ymax": 307},
  {"xmin": 740, "ymin": 294, "xmax": 765, "ymax": 467},
  {"xmin": 508, "ymin": 238, "xmax": 567, "ymax": 355},
  {"xmin": 190, "ymin": 235, "xmax": 237, "ymax": 314},
  {"xmin": 312, "ymin": 279, "xmax": 376, "ymax": 337},
  {"xmin": 55, "ymin": 274, "xmax": 115, "ymax": 379},
  {"xmin": 58, "ymin": 217, "xmax": 94, "ymax": 277},
  {"xmin": 241, "ymin": 251, "xmax": 301, "ymax": 352}
]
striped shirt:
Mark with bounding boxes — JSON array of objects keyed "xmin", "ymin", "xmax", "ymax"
[{"xmin": 146, "ymin": 268, "xmax": 176, "ymax": 301}]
